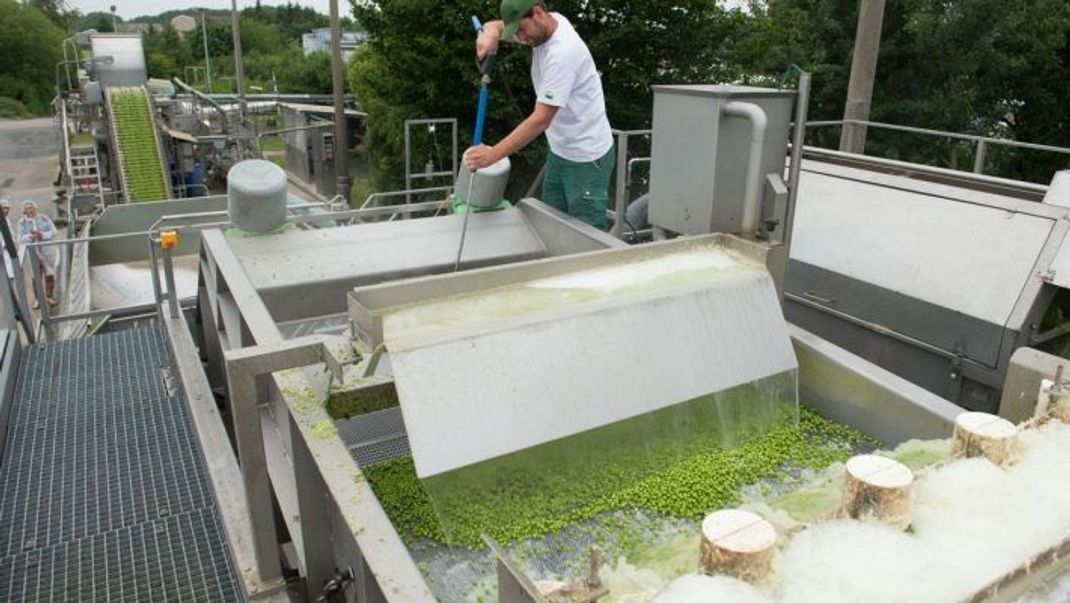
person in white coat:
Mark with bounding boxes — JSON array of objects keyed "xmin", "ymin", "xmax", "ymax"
[
  {"xmin": 17, "ymin": 200, "xmax": 58, "ymax": 308},
  {"xmin": 0, "ymin": 198, "xmax": 13, "ymax": 280}
]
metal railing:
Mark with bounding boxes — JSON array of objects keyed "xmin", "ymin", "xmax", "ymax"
[
  {"xmin": 610, "ymin": 128, "xmax": 653, "ymax": 237},
  {"xmin": 805, "ymin": 119, "xmax": 1070, "ymax": 175},
  {"xmin": 404, "ymin": 118, "xmax": 459, "ymax": 207},
  {"xmin": 18, "ymin": 194, "xmax": 448, "ymax": 342}
]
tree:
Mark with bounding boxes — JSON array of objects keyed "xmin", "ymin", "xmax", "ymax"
[
  {"xmin": 25, "ymin": 0, "xmax": 71, "ymax": 28},
  {"xmin": 0, "ymin": 0, "xmax": 65, "ymax": 115},
  {"xmin": 77, "ymin": 11, "xmax": 117, "ymax": 33},
  {"xmin": 143, "ymin": 25, "xmax": 194, "ymax": 80},
  {"xmin": 350, "ymin": 0, "xmax": 742, "ymax": 195},
  {"xmin": 747, "ymin": 0, "xmax": 1070, "ymax": 183}
]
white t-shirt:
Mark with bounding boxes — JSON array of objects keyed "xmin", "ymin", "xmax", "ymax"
[{"xmin": 531, "ymin": 14, "xmax": 613, "ymax": 162}]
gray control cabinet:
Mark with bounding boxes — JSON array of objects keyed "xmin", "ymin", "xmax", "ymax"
[{"xmin": 648, "ymin": 85, "xmax": 794, "ymax": 235}]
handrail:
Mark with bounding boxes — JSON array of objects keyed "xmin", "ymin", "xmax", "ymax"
[
  {"xmin": 804, "ymin": 119, "xmax": 1070, "ymax": 175},
  {"xmin": 610, "ymin": 129, "xmax": 653, "ymax": 237},
  {"xmin": 359, "ymin": 185, "xmax": 454, "ymax": 210},
  {"xmin": 26, "ymin": 195, "xmax": 443, "ymax": 339},
  {"xmin": 808, "ymin": 119, "xmax": 1070, "ymax": 155}
]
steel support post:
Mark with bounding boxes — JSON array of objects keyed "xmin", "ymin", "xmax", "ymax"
[
  {"xmin": 161, "ymin": 245, "xmax": 181, "ymax": 319},
  {"xmin": 290, "ymin": 418, "xmax": 335, "ymax": 599},
  {"xmin": 329, "ymin": 0, "xmax": 351, "ymax": 205},
  {"xmin": 223, "ymin": 336, "xmax": 348, "ymax": 587},
  {"xmin": 839, "ymin": 0, "xmax": 886, "ymax": 154},
  {"xmin": 611, "ymin": 132, "xmax": 629, "ymax": 238}
]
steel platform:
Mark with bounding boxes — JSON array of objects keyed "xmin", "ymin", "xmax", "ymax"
[{"xmin": 0, "ymin": 326, "xmax": 242, "ymax": 602}]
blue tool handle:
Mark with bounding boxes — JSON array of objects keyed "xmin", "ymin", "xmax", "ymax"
[
  {"xmin": 473, "ymin": 86, "xmax": 489, "ymax": 146},
  {"xmin": 471, "ymin": 16, "xmax": 483, "ymax": 32}
]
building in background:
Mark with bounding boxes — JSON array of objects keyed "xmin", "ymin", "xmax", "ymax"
[
  {"xmin": 301, "ymin": 28, "xmax": 367, "ymax": 61},
  {"xmin": 170, "ymin": 15, "xmax": 198, "ymax": 37}
]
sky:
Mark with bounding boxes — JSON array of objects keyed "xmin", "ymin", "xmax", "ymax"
[{"xmin": 67, "ymin": 0, "xmax": 350, "ymax": 20}]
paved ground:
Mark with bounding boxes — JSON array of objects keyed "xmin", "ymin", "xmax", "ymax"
[{"xmin": 0, "ymin": 117, "xmax": 61, "ymax": 218}]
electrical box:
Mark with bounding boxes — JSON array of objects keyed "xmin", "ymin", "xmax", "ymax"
[
  {"xmin": 648, "ymin": 85, "xmax": 795, "ymax": 236},
  {"xmin": 311, "ymin": 130, "xmax": 337, "ymax": 196}
]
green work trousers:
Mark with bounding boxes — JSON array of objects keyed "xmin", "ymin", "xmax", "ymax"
[{"xmin": 541, "ymin": 146, "xmax": 616, "ymax": 231}]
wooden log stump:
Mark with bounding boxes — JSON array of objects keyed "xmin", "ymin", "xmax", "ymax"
[
  {"xmin": 952, "ymin": 412, "xmax": 1018, "ymax": 467},
  {"xmin": 699, "ymin": 509, "xmax": 776, "ymax": 583},
  {"xmin": 840, "ymin": 454, "xmax": 914, "ymax": 530},
  {"xmin": 1038, "ymin": 378, "xmax": 1070, "ymax": 423}
]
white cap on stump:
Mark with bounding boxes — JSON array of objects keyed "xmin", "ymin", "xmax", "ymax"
[
  {"xmin": 841, "ymin": 454, "xmax": 915, "ymax": 530},
  {"xmin": 952, "ymin": 411, "xmax": 1018, "ymax": 467},
  {"xmin": 227, "ymin": 159, "xmax": 287, "ymax": 234},
  {"xmin": 699, "ymin": 509, "xmax": 777, "ymax": 583}
]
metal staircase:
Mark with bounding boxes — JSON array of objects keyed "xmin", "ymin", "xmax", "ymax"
[{"xmin": 68, "ymin": 146, "xmax": 105, "ymax": 205}]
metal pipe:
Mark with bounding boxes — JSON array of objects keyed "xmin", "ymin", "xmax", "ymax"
[
  {"xmin": 172, "ymin": 77, "xmax": 228, "ymax": 134},
  {"xmin": 43, "ymin": 301, "xmax": 176, "ymax": 325},
  {"xmin": 811, "ymin": 119, "xmax": 1070, "ymax": 156},
  {"xmin": 404, "ymin": 121, "xmax": 412, "ymax": 207},
  {"xmin": 171, "ymin": 183, "xmax": 211, "ymax": 198},
  {"xmin": 611, "ymin": 132, "xmax": 628, "ymax": 237},
  {"xmin": 201, "ymin": 11, "xmax": 213, "ymax": 93},
  {"xmin": 229, "ymin": 0, "xmax": 248, "ymax": 125},
  {"xmin": 359, "ymin": 185, "xmax": 454, "ymax": 209},
  {"xmin": 800, "ymin": 145, "xmax": 1049, "ymax": 197},
  {"xmin": 783, "ymin": 71, "xmax": 811, "ymax": 253},
  {"xmin": 254, "ymin": 122, "xmax": 332, "ymax": 156},
  {"xmin": 626, "ymin": 157, "xmax": 651, "ymax": 183},
  {"xmin": 147, "ymin": 237, "xmax": 164, "ymax": 308},
  {"xmin": 161, "ymin": 245, "xmax": 180, "ymax": 319},
  {"xmin": 329, "ymin": 0, "xmax": 351, "ymax": 205},
  {"xmin": 973, "ymin": 140, "xmax": 988, "ymax": 174},
  {"xmin": 722, "ymin": 101, "xmax": 768, "ymax": 236}
]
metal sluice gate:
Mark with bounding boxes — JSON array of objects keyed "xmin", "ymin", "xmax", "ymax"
[{"xmin": 0, "ymin": 327, "xmax": 242, "ymax": 602}]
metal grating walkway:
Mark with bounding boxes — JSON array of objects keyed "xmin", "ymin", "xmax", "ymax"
[{"xmin": 0, "ymin": 326, "xmax": 242, "ymax": 602}]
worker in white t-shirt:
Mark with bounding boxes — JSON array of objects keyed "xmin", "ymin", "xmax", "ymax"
[{"xmin": 466, "ymin": 0, "xmax": 615, "ymax": 230}]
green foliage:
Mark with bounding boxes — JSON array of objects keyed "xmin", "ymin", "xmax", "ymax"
[
  {"xmin": 24, "ymin": 0, "xmax": 71, "ymax": 29},
  {"xmin": 352, "ymin": 0, "xmax": 1068, "ymax": 192},
  {"xmin": 139, "ymin": 6, "xmax": 347, "ymax": 96},
  {"xmin": 0, "ymin": 97, "xmax": 32, "ymax": 119},
  {"xmin": 76, "ymin": 11, "xmax": 118, "ymax": 33},
  {"xmin": 747, "ymin": 0, "xmax": 1070, "ymax": 183},
  {"xmin": 0, "ymin": 0, "xmax": 65, "ymax": 115},
  {"xmin": 111, "ymin": 87, "xmax": 169, "ymax": 202}
]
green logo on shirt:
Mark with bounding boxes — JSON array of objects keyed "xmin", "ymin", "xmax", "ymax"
[{"xmin": 544, "ymin": 90, "xmax": 555, "ymax": 100}]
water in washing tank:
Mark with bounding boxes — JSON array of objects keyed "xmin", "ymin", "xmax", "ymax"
[
  {"xmin": 633, "ymin": 420, "xmax": 1070, "ymax": 602},
  {"xmin": 386, "ymin": 245, "xmax": 799, "ymax": 548},
  {"xmin": 420, "ymin": 371, "xmax": 799, "ymax": 548}
]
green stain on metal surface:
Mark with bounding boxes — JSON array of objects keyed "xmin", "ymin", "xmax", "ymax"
[
  {"xmin": 326, "ymin": 382, "xmax": 399, "ymax": 420},
  {"xmin": 311, "ymin": 419, "xmax": 339, "ymax": 440}
]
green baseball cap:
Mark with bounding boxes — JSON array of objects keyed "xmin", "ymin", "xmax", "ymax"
[{"xmin": 501, "ymin": 0, "xmax": 538, "ymax": 42}]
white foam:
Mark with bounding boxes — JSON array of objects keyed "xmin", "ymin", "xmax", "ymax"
[
  {"xmin": 528, "ymin": 248, "xmax": 743, "ymax": 293},
  {"xmin": 383, "ymin": 246, "xmax": 755, "ymax": 341},
  {"xmin": 653, "ymin": 573, "xmax": 766, "ymax": 603},
  {"xmin": 645, "ymin": 421, "xmax": 1070, "ymax": 602}
]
